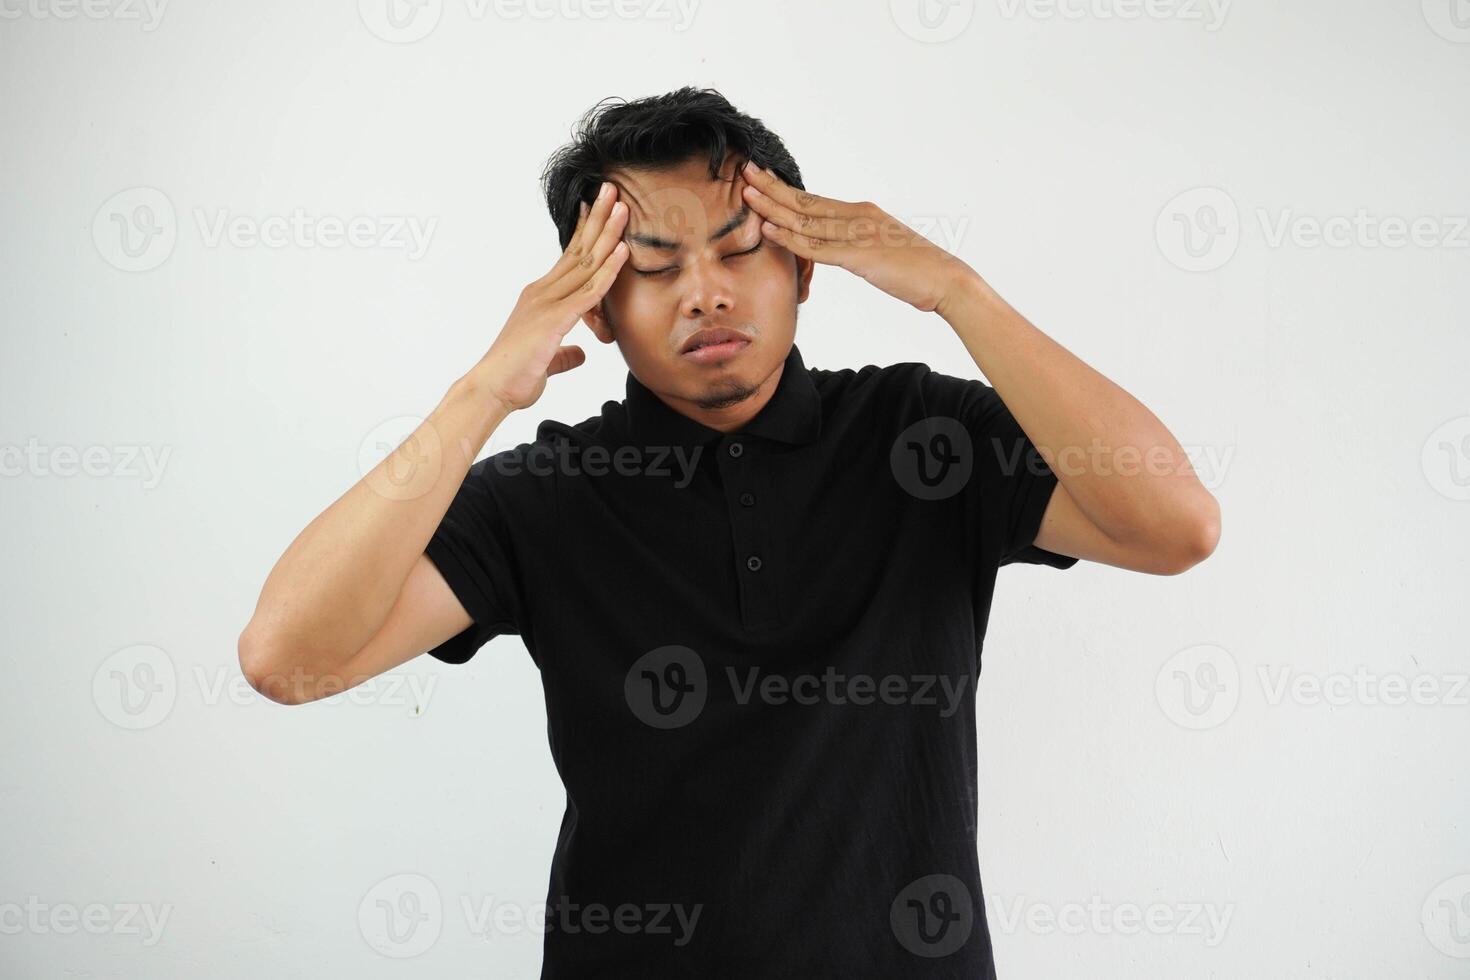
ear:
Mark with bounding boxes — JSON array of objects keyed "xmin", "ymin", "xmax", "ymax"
[
  {"xmin": 581, "ymin": 299, "xmax": 617, "ymax": 344},
  {"xmin": 795, "ymin": 255, "xmax": 815, "ymax": 304}
]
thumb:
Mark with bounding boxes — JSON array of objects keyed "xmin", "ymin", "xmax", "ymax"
[{"xmin": 545, "ymin": 345, "xmax": 586, "ymax": 378}]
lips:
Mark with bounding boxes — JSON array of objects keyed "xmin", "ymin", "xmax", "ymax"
[{"xmin": 680, "ymin": 326, "xmax": 751, "ymax": 354}]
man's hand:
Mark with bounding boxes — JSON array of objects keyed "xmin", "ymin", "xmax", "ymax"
[
  {"xmin": 738, "ymin": 161, "xmax": 975, "ymax": 316},
  {"xmin": 473, "ymin": 182, "xmax": 630, "ymax": 412}
]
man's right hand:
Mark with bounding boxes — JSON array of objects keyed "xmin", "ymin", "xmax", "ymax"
[
  {"xmin": 239, "ymin": 182, "xmax": 630, "ymax": 704},
  {"xmin": 474, "ymin": 181, "xmax": 630, "ymax": 413}
]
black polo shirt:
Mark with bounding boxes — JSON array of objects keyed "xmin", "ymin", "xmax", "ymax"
[{"xmin": 424, "ymin": 343, "xmax": 1077, "ymax": 978}]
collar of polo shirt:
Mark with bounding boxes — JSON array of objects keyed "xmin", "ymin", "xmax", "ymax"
[{"xmin": 622, "ymin": 343, "xmax": 823, "ymax": 450}]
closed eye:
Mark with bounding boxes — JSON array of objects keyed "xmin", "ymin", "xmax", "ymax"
[{"xmin": 633, "ymin": 239, "xmax": 764, "ymax": 278}]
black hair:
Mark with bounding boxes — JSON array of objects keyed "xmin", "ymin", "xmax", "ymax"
[{"xmin": 540, "ymin": 86, "xmax": 805, "ymax": 250}]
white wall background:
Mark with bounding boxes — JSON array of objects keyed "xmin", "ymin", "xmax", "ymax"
[{"xmin": 3, "ymin": 0, "xmax": 1468, "ymax": 976}]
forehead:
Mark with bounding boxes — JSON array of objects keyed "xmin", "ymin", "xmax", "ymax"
[{"xmin": 606, "ymin": 155, "xmax": 749, "ymax": 244}]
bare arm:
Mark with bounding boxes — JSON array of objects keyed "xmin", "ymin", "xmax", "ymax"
[
  {"xmin": 238, "ymin": 185, "xmax": 631, "ymax": 704},
  {"xmin": 733, "ymin": 162, "xmax": 1221, "ymax": 576},
  {"xmin": 237, "ymin": 382, "xmax": 508, "ymax": 705},
  {"xmin": 936, "ymin": 274, "xmax": 1221, "ymax": 575}
]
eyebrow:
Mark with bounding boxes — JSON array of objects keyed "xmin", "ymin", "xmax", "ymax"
[{"xmin": 625, "ymin": 204, "xmax": 752, "ymax": 251}]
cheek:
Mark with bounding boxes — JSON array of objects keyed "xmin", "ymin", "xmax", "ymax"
[
  {"xmin": 603, "ymin": 275, "xmax": 666, "ymax": 330},
  {"xmin": 606, "ymin": 270, "xmax": 652, "ymax": 308},
  {"xmin": 741, "ymin": 248, "xmax": 796, "ymax": 300}
]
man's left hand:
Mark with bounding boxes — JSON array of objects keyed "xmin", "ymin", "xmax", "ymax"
[{"xmin": 739, "ymin": 161, "xmax": 976, "ymax": 316}]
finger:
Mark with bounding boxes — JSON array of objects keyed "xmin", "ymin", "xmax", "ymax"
[
  {"xmin": 549, "ymin": 199, "xmax": 628, "ymax": 298},
  {"xmin": 546, "ymin": 345, "xmax": 586, "ymax": 377},
  {"xmin": 740, "ymin": 161, "xmax": 857, "ymax": 220},
  {"xmin": 743, "ymin": 183, "xmax": 849, "ymax": 241},
  {"xmin": 545, "ymin": 201, "xmax": 591, "ymax": 285},
  {"xmin": 544, "ymin": 183, "xmax": 618, "ymax": 284},
  {"xmin": 572, "ymin": 182, "xmax": 622, "ymax": 251},
  {"xmin": 555, "ymin": 240, "xmax": 629, "ymax": 324},
  {"xmin": 757, "ymin": 217, "xmax": 842, "ymax": 263},
  {"xmin": 570, "ymin": 199, "xmax": 590, "ymax": 243}
]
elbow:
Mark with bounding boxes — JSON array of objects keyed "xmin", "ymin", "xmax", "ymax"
[
  {"xmin": 237, "ymin": 624, "xmax": 308, "ymax": 706},
  {"xmin": 1161, "ymin": 497, "xmax": 1221, "ymax": 575}
]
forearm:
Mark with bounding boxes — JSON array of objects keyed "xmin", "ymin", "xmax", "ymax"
[
  {"xmin": 239, "ymin": 365, "xmax": 511, "ymax": 676},
  {"xmin": 936, "ymin": 271, "xmax": 1219, "ymax": 551}
]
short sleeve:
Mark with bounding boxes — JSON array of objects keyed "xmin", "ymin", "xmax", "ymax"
[
  {"xmin": 915, "ymin": 366, "xmax": 1079, "ymax": 570},
  {"xmin": 423, "ymin": 455, "xmax": 528, "ymax": 664}
]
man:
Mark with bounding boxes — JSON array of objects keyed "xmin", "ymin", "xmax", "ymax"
[{"xmin": 239, "ymin": 87, "xmax": 1220, "ymax": 978}]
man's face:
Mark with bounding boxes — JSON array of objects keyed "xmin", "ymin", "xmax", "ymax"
[{"xmin": 587, "ymin": 153, "xmax": 813, "ymax": 414}]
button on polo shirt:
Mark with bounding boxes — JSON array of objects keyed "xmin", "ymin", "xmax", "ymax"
[{"xmin": 423, "ymin": 343, "xmax": 1077, "ymax": 979}]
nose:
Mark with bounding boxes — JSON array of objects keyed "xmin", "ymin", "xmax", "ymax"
[{"xmin": 679, "ymin": 255, "xmax": 737, "ymax": 320}]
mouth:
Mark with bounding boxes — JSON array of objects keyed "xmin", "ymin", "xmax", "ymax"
[{"xmin": 679, "ymin": 327, "xmax": 752, "ymax": 365}]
